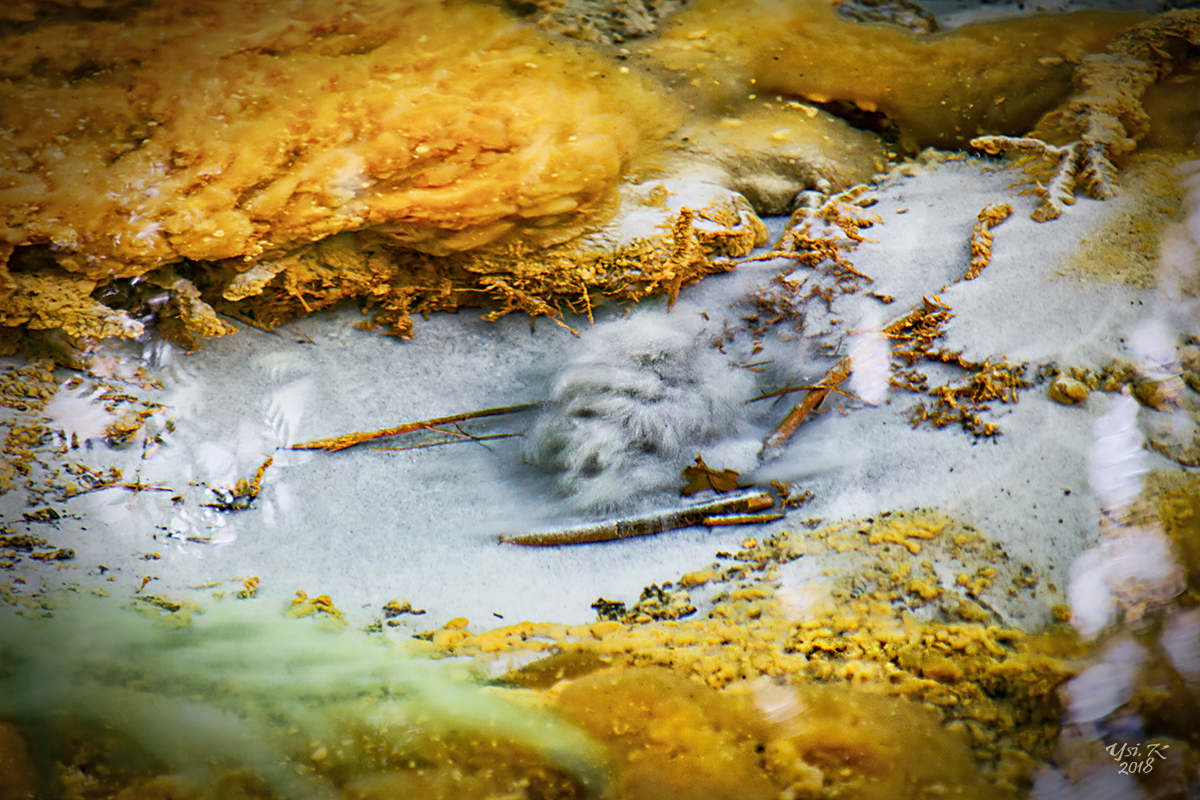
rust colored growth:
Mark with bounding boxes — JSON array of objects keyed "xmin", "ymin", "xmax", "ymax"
[
  {"xmin": 965, "ymin": 202, "xmax": 1013, "ymax": 280},
  {"xmin": 287, "ymin": 590, "xmax": 346, "ymax": 623},
  {"xmin": 664, "ymin": 207, "xmax": 706, "ymax": 308},
  {"xmin": 291, "ymin": 402, "xmax": 540, "ymax": 453},
  {"xmin": 770, "ymin": 480, "xmax": 814, "ymax": 509},
  {"xmin": 591, "ymin": 583, "xmax": 698, "ymax": 623},
  {"xmin": 203, "ymin": 456, "xmax": 273, "ymax": 511},
  {"xmin": 479, "ymin": 277, "xmax": 580, "ymax": 336},
  {"xmin": 104, "ymin": 407, "xmax": 159, "ymax": 447},
  {"xmin": 21, "ymin": 507, "xmax": 59, "ymax": 524},
  {"xmin": 782, "ymin": 186, "xmax": 880, "ymax": 290},
  {"xmin": 59, "ymin": 464, "xmax": 124, "ymax": 499},
  {"xmin": 499, "ymin": 490, "xmax": 776, "ymax": 546},
  {"xmin": 383, "ymin": 598, "xmax": 426, "ymax": 618},
  {"xmin": 886, "ymin": 298, "xmax": 1029, "ymax": 437},
  {"xmin": 0, "ymin": 360, "xmax": 57, "ymax": 413},
  {"xmin": 884, "ymin": 295, "xmax": 953, "ymax": 362},
  {"xmin": 199, "ymin": 198, "xmax": 755, "ymax": 349},
  {"xmin": 760, "ymin": 356, "xmax": 852, "ymax": 458},
  {"xmin": 737, "ymin": 271, "xmax": 809, "ymax": 341},
  {"xmin": 971, "ymin": 135, "xmax": 1098, "ymax": 221}
]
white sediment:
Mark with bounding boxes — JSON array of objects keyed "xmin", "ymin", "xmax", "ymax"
[{"xmin": 2, "ymin": 158, "xmax": 1181, "ymax": 633}]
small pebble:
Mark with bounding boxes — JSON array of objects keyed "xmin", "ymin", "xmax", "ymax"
[{"xmin": 1048, "ymin": 376, "xmax": 1089, "ymax": 404}]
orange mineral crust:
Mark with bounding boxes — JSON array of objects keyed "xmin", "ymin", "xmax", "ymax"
[
  {"xmin": 1, "ymin": 0, "xmax": 1194, "ymax": 357},
  {"xmin": 0, "ymin": 0, "xmax": 676, "ymax": 280},
  {"xmin": 638, "ymin": 0, "xmax": 1145, "ymax": 151}
]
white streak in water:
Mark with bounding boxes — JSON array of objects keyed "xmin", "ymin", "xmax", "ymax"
[
  {"xmin": 1065, "ymin": 635, "xmax": 1145, "ymax": 724},
  {"xmin": 848, "ymin": 305, "xmax": 890, "ymax": 406},
  {"xmin": 1067, "ymin": 525, "xmax": 1184, "ymax": 640},
  {"xmin": 1087, "ymin": 392, "xmax": 1146, "ymax": 519}
]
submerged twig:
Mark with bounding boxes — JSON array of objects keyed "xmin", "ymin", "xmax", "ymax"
[
  {"xmin": 749, "ymin": 384, "xmax": 812, "ymax": 402},
  {"xmin": 291, "ymin": 402, "xmax": 540, "ymax": 453},
  {"xmin": 760, "ymin": 357, "xmax": 852, "ymax": 457},
  {"xmin": 287, "ymin": 322, "xmax": 315, "ymax": 344},
  {"xmin": 702, "ymin": 512, "xmax": 786, "ymax": 526},
  {"xmin": 118, "ymin": 478, "xmax": 174, "ymax": 494},
  {"xmin": 217, "ymin": 309, "xmax": 280, "ymax": 336},
  {"xmin": 499, "ymin": 490, "xmax": 776, "ymax": 546},
  {"xmin": 373, "ymin": 432, "xmax": 523, "ymax": 452}
]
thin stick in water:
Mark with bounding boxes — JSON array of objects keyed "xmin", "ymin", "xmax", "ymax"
[
  {"xmin": 290, "ymin": 402, "xmax": 540, "ymax": 453},
  {"xmin": 500, "ymin": 490, "xmax": 776, "ymax": 546}
]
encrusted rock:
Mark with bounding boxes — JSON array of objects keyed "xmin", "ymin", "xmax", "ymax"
[
  {"xmin": 1181, "ymin": 344, "xmax": 1200, "ymax": 393},
  {"xmin": 1048, "ymin": 375, "xmax": 1090, "ymax": 404}
]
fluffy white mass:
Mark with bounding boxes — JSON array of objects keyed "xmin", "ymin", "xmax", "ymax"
[{"xmin": 524, "ymin": 307, "xmax": 758, "ymax": 513}]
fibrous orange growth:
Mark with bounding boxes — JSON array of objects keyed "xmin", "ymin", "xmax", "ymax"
[
  {"xmin": 966, "ymin": 202, "xmax": 1013, "ymax": 278},
  {"xmin": 886, "ymin": 296, "xmax": 1030, "ymax": 437},
  {"xmin": 971, "ymin": 135, "xmax": 1093, "ymax": 220}
]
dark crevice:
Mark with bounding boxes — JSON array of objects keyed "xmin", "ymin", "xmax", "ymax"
[
  {"xmin": 6, "ymin": 245, "xmax": 60, "ymax": 275},
  {"xmin": 0, "ymin": 0, "xmax": 153, "ymax": 37},
  {"xmin": 811, "ymin": 99, "xmax": 902, "ymax": 144}
]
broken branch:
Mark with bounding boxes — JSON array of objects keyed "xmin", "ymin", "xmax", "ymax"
[
  {"xmin": 372, "ymin": 432, "xmax": 523, "ymax": 452},
  {"xmin": 702, "ymin": 512, "xmax": 786, "ymax": 526},
  {"xmin": 290, "ymin": 402, "xmax": 540, "ymax": 453},
  {"xmin": 760, "ymin": 356, "xmax": 852, "ymax": 458},
  {"xmin": 499, "ymin": 490, "xmax": 776, "ymax": 546}
]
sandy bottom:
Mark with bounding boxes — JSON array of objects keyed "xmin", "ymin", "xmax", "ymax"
[
  {"xmin": 4, "ymin": 145, "xmax": 1200, "ymax": 800},
  {"xmin": 0, "ymin": 157, "xmax": 1177, "ymax": 630}
]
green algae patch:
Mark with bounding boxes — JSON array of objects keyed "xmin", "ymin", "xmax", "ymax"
[{"xmin": 0, "ymin": 510, "xmax": 1087, "ymax": 799}]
